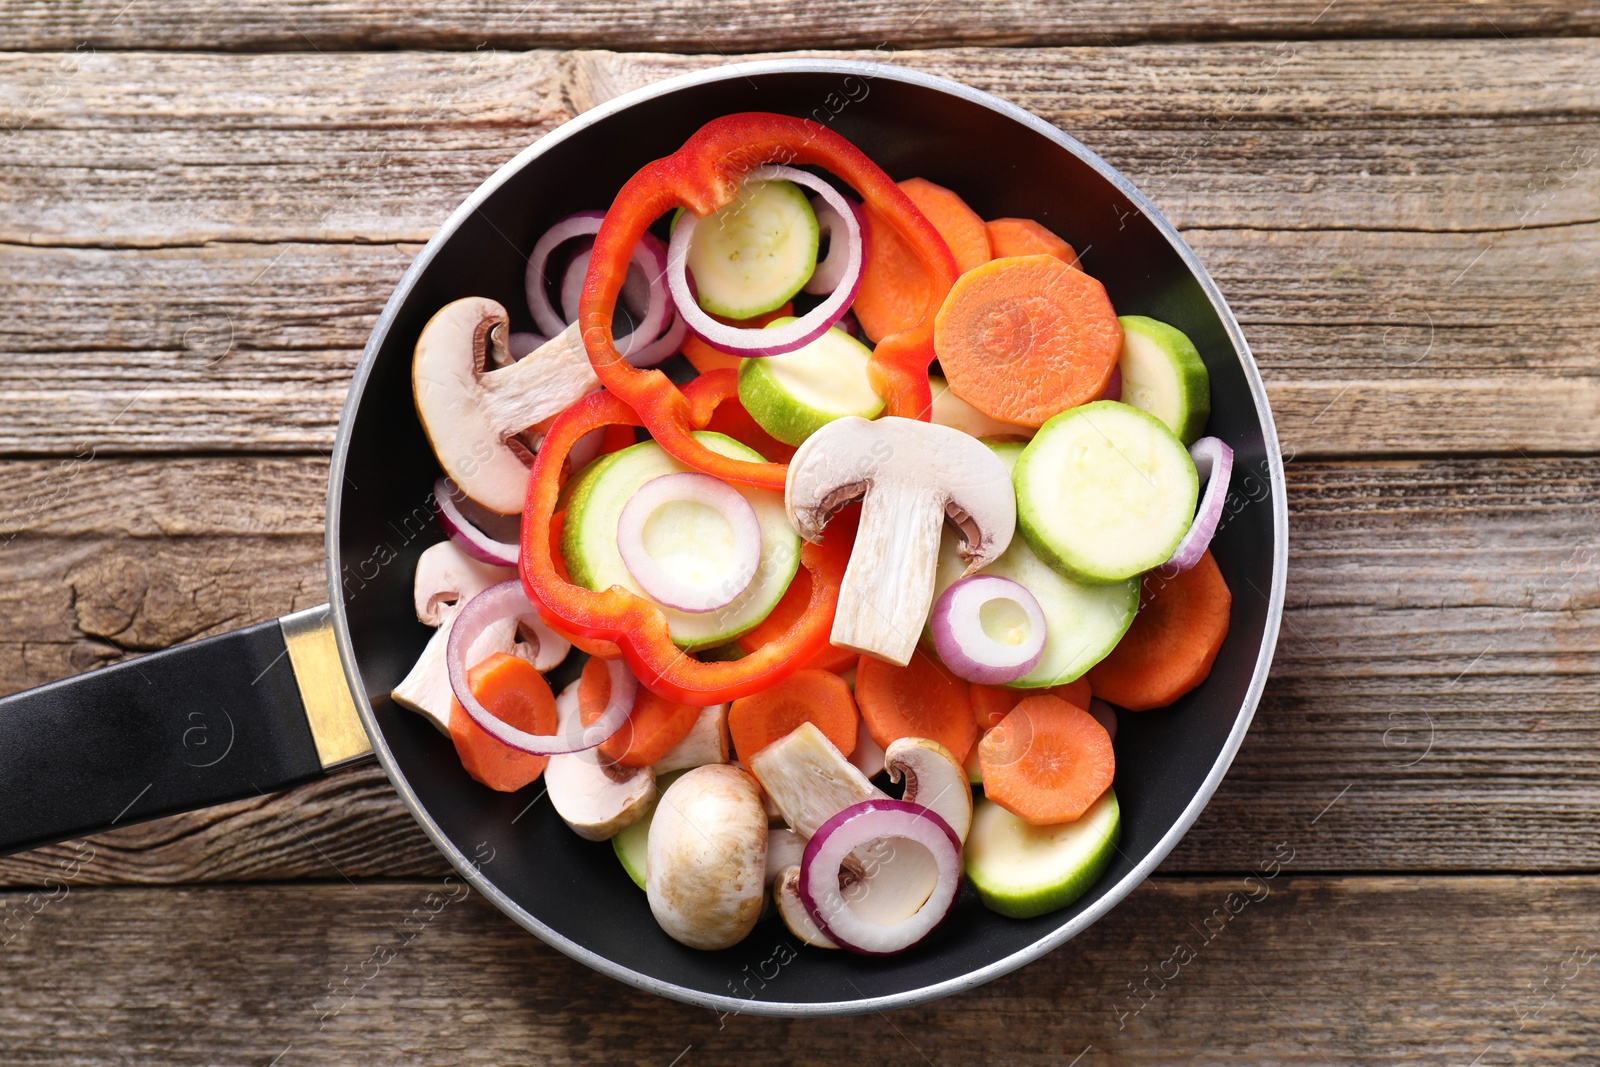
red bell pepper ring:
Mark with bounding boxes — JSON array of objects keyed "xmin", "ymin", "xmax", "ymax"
[
  {"xmin": 577, "ymin": 112, "xmax": 960, "ymax": 491},
  {"xmin": 519, "ymin": 370, "xmax": 852, "ymax": 705}
]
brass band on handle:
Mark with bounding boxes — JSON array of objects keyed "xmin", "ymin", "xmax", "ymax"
[{"xmin": 279, "ymin": 605, "xmax": 372, "ymax": 769}]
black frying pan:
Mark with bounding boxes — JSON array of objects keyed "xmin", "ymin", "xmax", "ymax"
[{"xmin": 0, "ymin": 60, "xmax": 1287, "ymax": 1016}]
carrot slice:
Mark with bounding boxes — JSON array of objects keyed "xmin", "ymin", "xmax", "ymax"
[
  {"xmin": 933, "ymin": 253, "xmax": 1123, "ymax": 427},
  {"xmin": 578, "ymin": 655, "xmax": 702, "ymax": 767},
  {"xmin": 448, "ymin": 652, "xmax": 559, "ymax": 792},
  {"xmin": 855, "ymin": 649, "xmax": 978, "ymax": 763},
  {"xmin": 970, "ymin": 677, "xmax": 1092, "ymax": 730},
  {"xmin": 853, "ymin": 178, "xmax": 990, "ymax": 343},
  {"xmin": 1088, "ymin": 550, "xmax": 1232, "ymax": 711},
  {"xmin": 901, "ymin": 178, "xmax": 991, "ymax": 274},
  {"xmin": 729, "ymin": 668, "xmax": 858, "ymax": 761},
  {"xmin": 979, "ymin": 695, "xmax": 1114, "ymax": 825},
  {"xmin": 682, "ymin": 302, "xmax": 794, "ymax": 374},
  {"xmin": 985, "ymin": 217, "xmax": 1079, "ymax": 268}
]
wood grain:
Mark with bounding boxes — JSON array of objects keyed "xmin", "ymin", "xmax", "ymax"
[
  {"xmin": 3, "ymin": 1, "xmax": 1598, "ymax": 52},
  {"xmin": 0, "ymin": 454, "xmax": 1593, "ymax": 885},
  {"xmin": 1, "ymin": 225, "xmax": 1595, "ymax": 456},
  {"xmin": 4, "ymin": 42, "xmax": 1598, "ymax": 245},
  {"xmin": 1, "ymin": 876, "xmax": 1596, "ymax": 1063}
]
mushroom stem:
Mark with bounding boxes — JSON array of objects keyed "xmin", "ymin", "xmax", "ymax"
[
  {"xmin": 834, "ymin": 481, "xmax": 947, "ymax": 665},
  {"xmin": 479, "ymin": 321, "xmax": 597, "ymax": 440}
]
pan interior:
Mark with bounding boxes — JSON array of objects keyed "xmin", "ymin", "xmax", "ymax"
[{"xmin": 333, "ymin": 65, "xmax": 1282, "ymax": 1013}]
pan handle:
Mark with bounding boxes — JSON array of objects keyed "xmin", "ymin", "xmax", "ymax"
[{"xmin": 0, "ymin": 604, "xmax": 371, "ymax": 857}]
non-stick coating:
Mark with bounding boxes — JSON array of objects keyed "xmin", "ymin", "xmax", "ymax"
[{"xmin": 329, "ymin": 61, "xmax": 1286, "ymax": 1016}]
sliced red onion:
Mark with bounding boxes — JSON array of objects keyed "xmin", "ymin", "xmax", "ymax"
[
  {"xmin": 834, "ymin": 308, "xmax": 864, "ymax": 342},
  {"xmin": 620, "ymin": 308, "xmax": 688, "ymax": 369},
  {"xmin": 1164, "ymin": 436, "xmax": 1234, "ymax": 573},
  {"xmin": 505, "ymin": 331, "xmax": 547, "ymax": 364},
  {"xmin": 1088, "ymin": 697, "xmax": 1119, "ymax": 742},
  {"xmin": 929, "ymin": 575, "xmax": 1047, "ymax": 685},
  {"xmin": 1097, "ymin": 364, "xmax": 1123, "ymax": 402},
  {"xmin": 615, "ymin": 472, "xmax": 762, "ymax": 613},
  {"xmin": 803, "ymin": 195, "xmax": 863, "ymax": 296},
  {"xmin": 667, "ymin": 164, "xmax": 863, "ymax": 358},
  {"xmin": 435, "ymin": 477, "xmax": 518, "ymax": 567},
  {"xmin": 524, "ymin": 212, "xmax": 672, "ymax": 353},
  {"xmin": 799, "ymin": 799, "xmax": 961, "ymax": 956},
  {"xmin": 447, "ymin": 580, "xmax": 635, "ymax": 755},
  {"xmin": 559, "ymin": 246, "xmax": 655, "ymax": 341},
  {"xmin": 566, "ymin": 427, "xmax": 607, "ymax": 473}
]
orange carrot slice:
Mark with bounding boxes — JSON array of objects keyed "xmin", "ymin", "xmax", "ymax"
[
  {"xmin": 729, "ymin": 668, "xmax": 858, "ymax": 761},
  {"xmin": 970, "ymin": 677, "xmax": 1092, "ymax": 730},
  {"xmin": 901, "ymin": 178, "xmax": 991, "ymax": 274},
  {"xmin": 853, "ymin": 178, "xmax": 990, "ymax": 343},
  {"xmin": 855, "ymin": 649, "xmax": 978, "ymax": 763},
  {"xmin": 448, "ymin": 652, "xmax": 559, "ymax": 792},
  {"xmin": 979, "ymin": 695, "xmax": 1114, "ymax": 825},
  {"xmin": 682, "ymin": 302, "xmax": 794, "ymax": 375},
  {"xmin": 578, "ymin": 655, "xmax": 702, "ymax": 767},
  {"xmin": 985, "ymin": 217, "xmax": 1079, "ymax": 268},
  {"xmin": 933, "ymin": 253, "xmax": 1123, "ymax": 427},
  {"xmin": 1088, "ymin": 550, "xmax": 1232, "ymax": 711}
]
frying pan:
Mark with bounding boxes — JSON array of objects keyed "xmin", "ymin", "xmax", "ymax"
[{"xmin": 0, "ymin": 60, "xmax": 1286, "ymax": 1015}]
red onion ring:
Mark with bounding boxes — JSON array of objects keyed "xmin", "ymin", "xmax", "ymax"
[
  {"xmin": 1163, "ymin": 436, "xmax": 1234, "ymax": 573},
  {"xmin": 615, "ymin": 472, "xmax": 762, "ymax": 613},
  {"xmin": 929, "ymin": 575, "xmax": 1048, "ymax": 685},
  {"xmin": 447, "ymin": 580, "xmax": 635, "ymax": 755},
  {"xmin": 435, "ymin": 477, "xmax": 518, "ymax": 567},
  {"xmin": 524, "ymin": 212, "xmax": 672, "ymax": 354},
  {"xmin": 798, "ymin": 799, "xmax": 961, "ymax": 956},
  {"xmin": 666, "ymin": 164, "xmax": 863, "ymax": 358},
  {"xmin": 1096, "ymin": 364, "xmax": 1123, "ymax": 402},
  {"xmin": 560, "ymin": 246, "xmax": 653, "ymax": 336},
  {"xmin": 802, "ymin": 195, "xmax": 864, "ymax": 296},
  {"xmin": 505, "ymin": 331, "xmax": 547, "ymax": 364},
  {"xmin": 618, "ymin": 308, "xmax": 688, "ymax": 369}
]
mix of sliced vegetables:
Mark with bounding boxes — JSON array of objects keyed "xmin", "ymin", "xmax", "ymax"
[{"xmin": 393, "ymin": 112, "xmax": 1236, "ymax": 956}]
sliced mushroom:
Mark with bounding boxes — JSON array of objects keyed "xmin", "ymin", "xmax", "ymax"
[
  {"xmin": 413, "ymin": 299, "xmax": 599, "ymax": 514},
  {"xmin": 652, "ymin": 702, "xmax": 729, "ymax": 774},
  {"xmin": 391, "ymin": 541, "xmax": 570, "ymax": 733},
  {"xmin": 545, "ymin": 682, "xmax": 656, "ymax": 841},
  {"xmin": 785, "ymin": 416, "xmax": 1016, "ymax": 665},
  {"xmin": 885, "ymin": 737, "xmax": 973, "ymax": 843},
  {"xmin": 412, "ymin": 540, "xmax": 512, "ymax": 626},
  {"xmin": 647, "ymin": 765, "xmax": 767, "ymax": 950},
  {"xmin": 746, "ymin": 721, "xmax": 884, "ymax": 838},
  {"xmin": 774, "ymin": 866, "xmax": 839, "ymax": 950}
]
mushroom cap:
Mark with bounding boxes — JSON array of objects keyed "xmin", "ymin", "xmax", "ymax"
[
  {"xmin": 646, "ymin": 765, "xmax": 768, "ymax": 950},
  {"xmin": 545, "ymin": 683, "xmax": 656, "ymax": 842},
  {"xmin": 412, "ymin": 297, "xmax": 531, "ymax": 515},
  {"xmin": 413, "ymin": 540, "xmax": 515, "ymax": 626},
  {"xmin": 885, "ymin": 736, "xmax": 974, "ymax": 843},
  {"xmin": 784, "ymin": 415, "xmax": 1016, "ymax": 573}
]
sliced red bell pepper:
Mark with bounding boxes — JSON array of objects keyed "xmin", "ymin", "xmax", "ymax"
[
  {"xmin": 577, "ymin": 112, "xmax": 959, "ymax": 491},
  {"xmin": 519, "ymin": 372, "xmax": 852, "ymax": 705}
]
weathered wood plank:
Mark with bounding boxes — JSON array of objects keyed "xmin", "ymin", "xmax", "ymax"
[
  {"xmin": 3, "ymin": 0, "xmax": 1597, "ymax": 52},
  {"xmin": 4, "ymin": 43, "xmax": 1598, "ymax": 245},
  {"xmin": 3, "ymin": 221, "xmax": 1595, "ymax": 455},
  {"xmin": 1, "ymin": 877, "xmax": 1596, "ymax": 1063},
  {"xmin": 0, "ymin": 454, "xmax": 1594, "ymax": 885}
]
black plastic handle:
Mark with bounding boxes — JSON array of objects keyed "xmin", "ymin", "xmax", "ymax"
[{"xmin": 0, "ymin": 609, "xmax": 363, "ymax": 856}]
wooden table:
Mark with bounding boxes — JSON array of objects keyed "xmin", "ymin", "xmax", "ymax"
[{"xmin": 2, "ymin": 3, "xmax": 1597, "ymax": 1062}]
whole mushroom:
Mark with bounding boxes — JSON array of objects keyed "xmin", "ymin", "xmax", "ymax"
[{"xmin": 646, "ymin": 765, "xmax": 768, "ymax": 950}]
